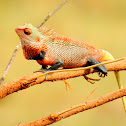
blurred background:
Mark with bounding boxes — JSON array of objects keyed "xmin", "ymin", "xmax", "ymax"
[{"xmin": 0, "ymin": 0, "xmax": 126, "ymax": 125}]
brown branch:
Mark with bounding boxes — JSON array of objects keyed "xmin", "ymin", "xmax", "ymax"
[
  {"xmin": 0, "ymin": 58, "xmax": 126, "ymax": 99},
  {"xmin": 18, "ymin": 88, "xmax": 126, "ymax": 126}
]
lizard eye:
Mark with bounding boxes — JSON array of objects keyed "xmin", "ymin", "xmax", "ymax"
[{"xmin": 24, "ymin": 28, "xmax": 32, "ymax": 35}]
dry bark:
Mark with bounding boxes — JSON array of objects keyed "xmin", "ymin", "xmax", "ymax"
[
  {"xmin": 18, "ymin": 88, "xmax": 126, "ymax": 126},
  {"xmin": 0, "ymin": 58, "xmax": 126, "ymax": 99}
]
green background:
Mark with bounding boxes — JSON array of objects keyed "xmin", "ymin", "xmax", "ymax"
[{"xmin": 0, "ymin": 0, "xmax": 126, "ymax": 125}]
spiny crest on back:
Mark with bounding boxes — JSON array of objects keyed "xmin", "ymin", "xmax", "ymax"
[
  {"xmin": 39, "ymin": 27, "xmax": 97, "ymax": 50},
  {"xmin": 38, "ymin": 26, "xmax": 56, "ymax": 40}
]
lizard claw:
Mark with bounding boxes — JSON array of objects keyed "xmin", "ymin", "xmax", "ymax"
[
  {"xmin": 33, "ymin": 69, "xmax": 49, "ymax": 73},
  {"xmin": 33, "ymin": 69, "xmax": 51, "ymax": 81},
  {"xmin": 98, "ymin": 72, "xmax": 107, "ymax": 78},
  {"xmin": 83, "ymin": 75, "xmax": 101, "ymax": 84}
]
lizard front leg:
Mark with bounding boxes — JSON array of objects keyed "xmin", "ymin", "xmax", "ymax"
[
  {"xmin": 36, "ymin": 58, "xmax": 64, "ymax": 73},
  {"xmin": 47, "ymin": 59, "xmax": 64, "ymax": 71},
  {"xmin": 41, "ymin": 59, "xmax": 64, "ymax": 81},
  {"xmin": 29, "ymin": 51, "xmax": 64, "ymax": 72}
]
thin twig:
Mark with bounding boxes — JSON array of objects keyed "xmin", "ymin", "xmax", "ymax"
[
  {"xmin": 18, "ymin": 88, "xmax": 126, "ymax": 126},
  {"xmin": 37, "ymin": 0, "xmax": 67, "ymax": 28},
  {"xmin": 0, "ymin": 57, "xmax": 126, "ymax": 99},
  {"xmin": 0, "ymin": 42, "xmax": 21, "ymax": 84}
]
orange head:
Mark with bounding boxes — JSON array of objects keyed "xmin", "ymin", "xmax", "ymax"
[
  {"xmin": 15, "ymin": 24, "xmax": 45, "ymax": 45},
  {"xmin": 15, "ymin": 24, "xmax": 48, "ymax": 59}
]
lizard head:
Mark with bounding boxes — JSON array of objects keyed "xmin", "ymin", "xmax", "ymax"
[{"xmin": 15, "ymin": 24, "xmax": 43, "ymax": 44}]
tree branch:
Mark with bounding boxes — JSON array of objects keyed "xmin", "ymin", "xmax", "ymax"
[
  {"xmin": 0, "ymin": 58, "xmax": 126, "ymax": 99},
  {"xmin": 17, "ymin": 88, "xmax": 126, "ymax": 126}
]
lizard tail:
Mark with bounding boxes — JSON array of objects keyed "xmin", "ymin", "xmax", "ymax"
[
  {"xmin": 114, "ymin": 71, "xmax": 126, "ymax": 113},
  {"xmin": 101, "ymin": 50, "xmax": 126, "ymax": 113}
]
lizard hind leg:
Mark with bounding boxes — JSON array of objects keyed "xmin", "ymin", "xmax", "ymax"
[
  {"xmin": 86, "ymin": 57, "xmax": 108, "ymax": 78},
  {"xmin": 83, "ymin": 75, "xmax": 101, "ymax": 84},
  {"xmin": 83, "ymin": 57, "xmax": 107, "ymax": 84}
]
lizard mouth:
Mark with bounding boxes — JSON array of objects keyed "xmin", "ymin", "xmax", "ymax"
[{"xmin": 15, "ymin": 27, "xmax": 31, "ymax": 41}]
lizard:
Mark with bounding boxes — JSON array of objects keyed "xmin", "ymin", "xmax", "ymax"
[
  {"xmin": 15, "ymin": 23, "xmax": 115, "ymax": 81},
  {"xmin": 15, "ymin": 23, "xmax": 126, "ymax": 112}
]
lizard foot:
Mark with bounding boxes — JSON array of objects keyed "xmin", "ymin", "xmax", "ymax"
[
  {"xmin": 33, "ymin": 69, "xmax": 51, "ymax": 81},
  {"xmin": 33, "ymin": 68, "xmax": 50, "ymax": 73},
  {"xmin": 83, "ymin": 75, "xmax": 101, "ymax": 84}
]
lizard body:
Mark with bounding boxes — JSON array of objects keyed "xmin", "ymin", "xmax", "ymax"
[{"xmin": 15, "ymin": 24, "xmax": 112, "ymax": 75}]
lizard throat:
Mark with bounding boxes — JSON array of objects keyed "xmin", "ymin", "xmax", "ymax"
[{"xmin": 21, "ymin": 39, "xmax": 47, "ymax": 60}]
